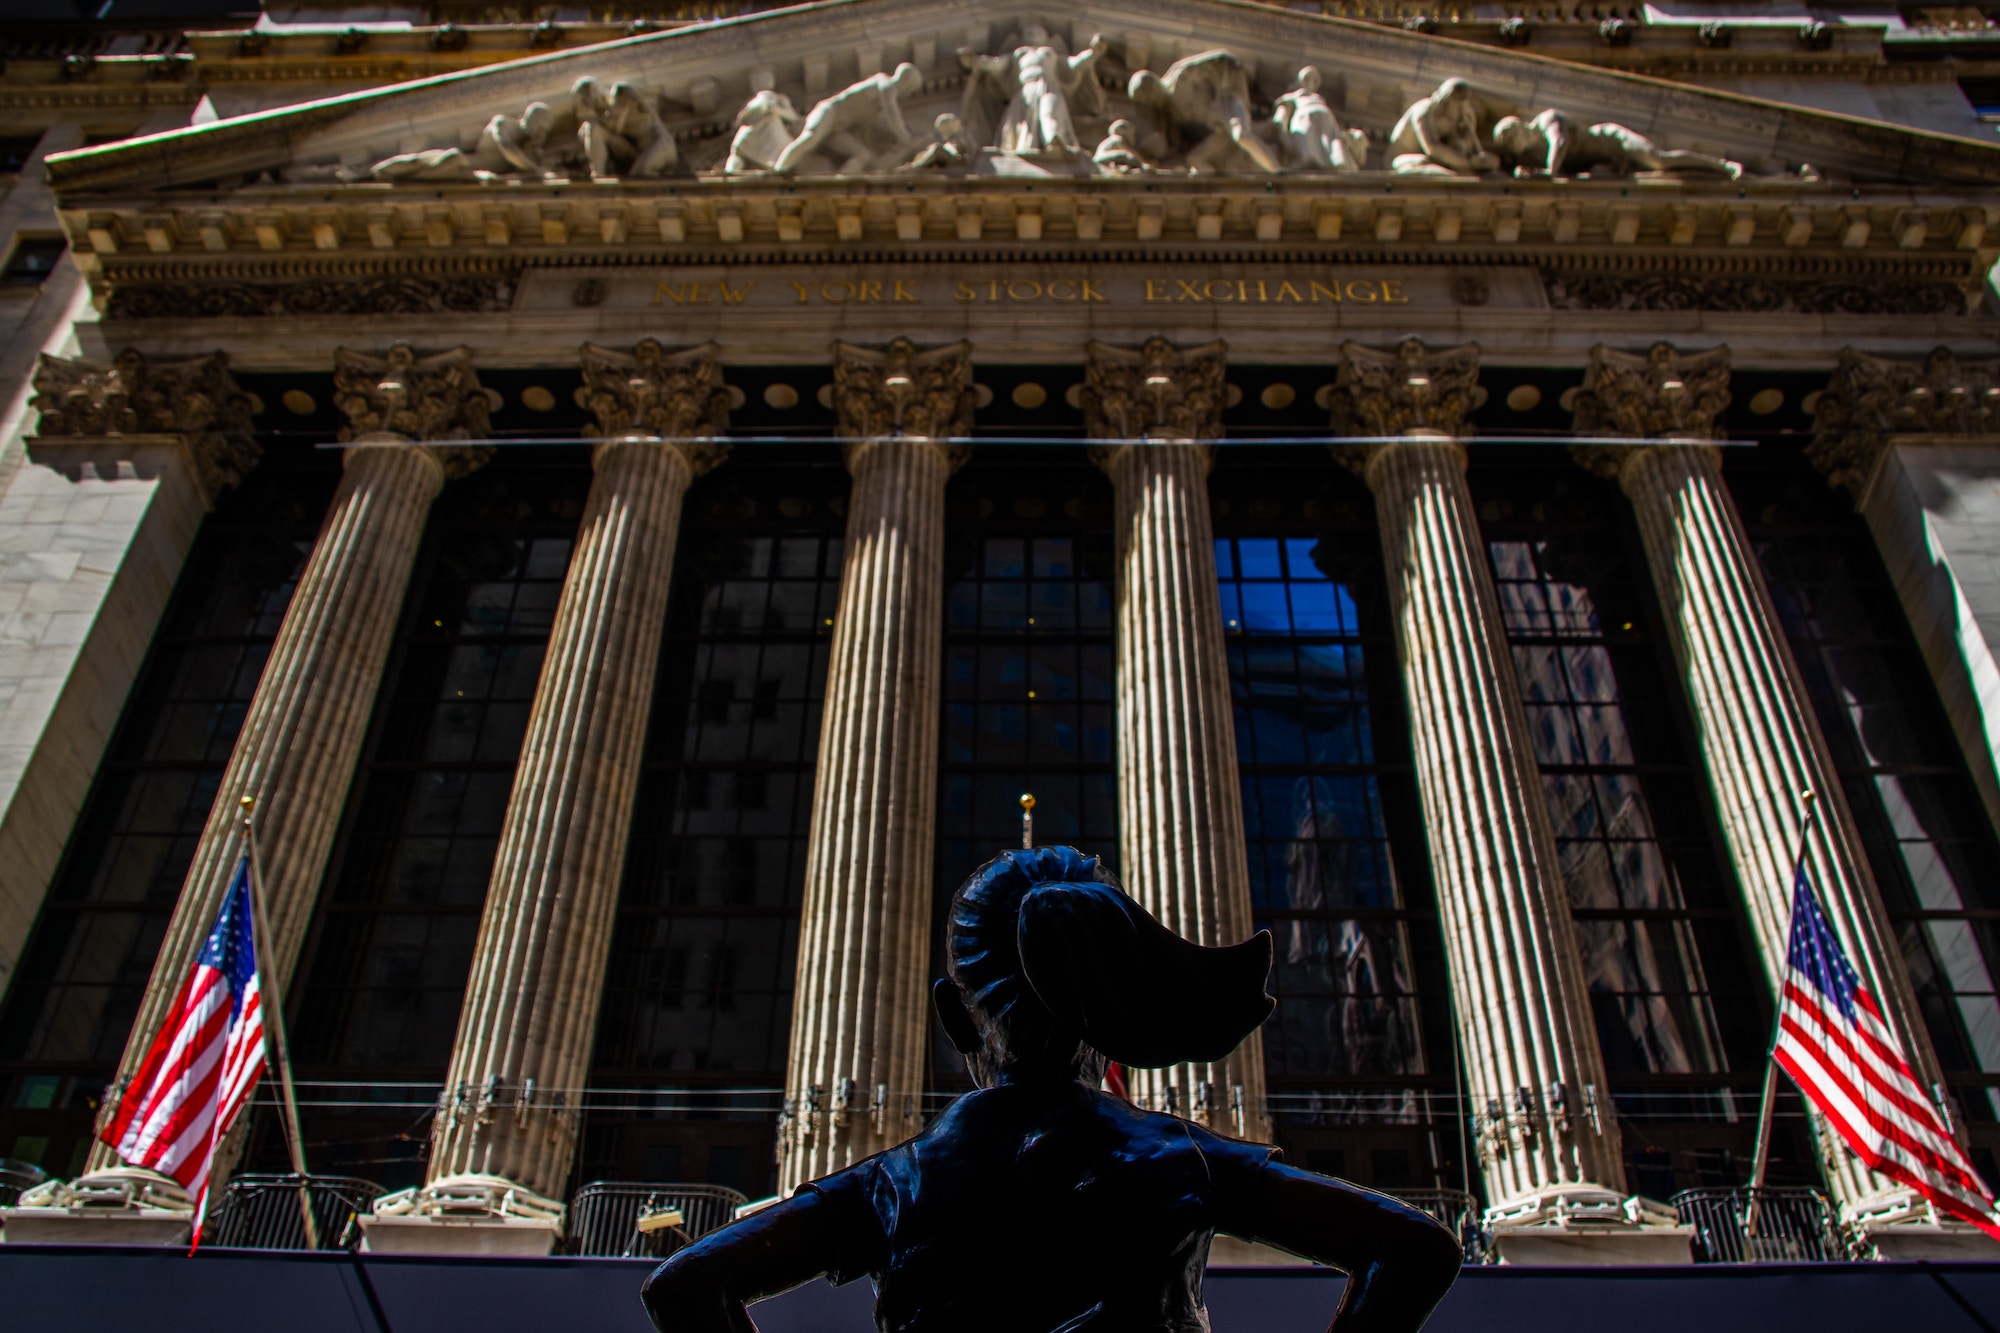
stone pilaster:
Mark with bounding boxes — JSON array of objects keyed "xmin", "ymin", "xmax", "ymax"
[
  {"xmin": 1575, "ymin": 342, "xmax": 1970, "ymax": 1233},
  {"xmin": 86, "ymin": 345, "xmax": 491, "ymax": 1183},
  {"xmin": 1333, "ymin": 340, "xmax": 1661, "ymax": 1260},
  {"xmin": 1807, "ymin": 347, "xmax": 2000, "ymax": 842},
  {"xmin": 1082, "ymin": 338, "xmax": 1270, "ymax": 1145},
  {"xmin": 414, "ymin": 343, "xmax": 730, "ymax": 1227},
  {"xmin": 779, "ymin": 339, "xmax": 972, "ymax": 1192}
]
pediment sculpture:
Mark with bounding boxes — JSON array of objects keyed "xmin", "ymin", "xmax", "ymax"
[{"xmin": 961, "ymin": 24, "xmax": 1107, "ymax": 158}]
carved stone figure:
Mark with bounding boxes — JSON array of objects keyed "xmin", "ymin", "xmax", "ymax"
[
  {"xmin": 724, "ymin": 87, "xmax": 802, "ymax": 175},
  {"xmin": 572, "ymin": 77, "xmax": 677, "ymax": 179},
  {"xmin": 897, "ymin": 114, "xmax": 976, "ymax": 172},
  {"xmin": 1272, "ymin": 67, "xmax": 1367, "ymax": 171},
  {"xmin": 29, "ymin": 348, "xmax": 260, "ymax": 502},
  {"xmin": 1387, "ymin": 78, "xmax": 1497, "ymax": 176},
  {"xmin": 773, "ymin": 63, "xmax": 923, "ymax": 175},
  {"xmin": 332, "ymin": 343, "xmax": 496, "ymax": 476},
  {"xmin": 1808, "ymin": 347, "xmax": 2000, "ymax": 492},
  {"xmin": 575, "ymin": 341, "xmax": 732, "ymax": 466},
  {"xmin": 1082, "ymin": 339, "xmax": 1227, "ymax": 440},
  {"xmin": 830, "ymin": 338, "xmax": 976, "ymax": 443},
  {"xmin": 370, "ymin": 102, "xmax": 558, "ymax": 182},
  {"xmin": 1493, "ymin": 109, "xmax": 1742, "ymax": 179},
  {"xmin": 641, "ymin": 848, "xmax": 1463, "ymax": 1333},
  {"xmin": 961, "ymin": 25, "xmax": 1107, "ymax": 156},
  {"xmin": 1328, "ymin": 339, "xmax": 1484, "ymax": 444},
  {"xmin": 1128, "ymin": 51, "xmax": 1281, "ymax": 174},
  {"xmin": 1092, "ymin": 119, "xmax": 1152, "ymax": 174}
]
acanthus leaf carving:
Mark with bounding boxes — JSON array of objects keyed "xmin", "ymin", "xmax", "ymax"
[
  {"xmin": 333, "ymin": 342, "xmax": 496, "ymax": 477},
  {"xmin": 575, "ymin": 339, "xmax": 732, "ymax": 475},
  {"xmin": 1808, "ymin": 347, "xmax": 2000, "ymax": 494},
  {"xmin": 831, "ymin": 338, "xmax": 976, "ymax": 456},
  {"xmin": 1326, "ymin": 338, "xmax": 1483, "ymax": 467},
  {"xmin": 29, "ymin": 348, "xmax": 260, "ymax": 503},
  {"xmin": 1568, "ymin": 342, "xmax": 1731, "ymax": 477},
  {"xmin": 1082, "ymin": 338, "xmax": 1227, "ymax": 443}
]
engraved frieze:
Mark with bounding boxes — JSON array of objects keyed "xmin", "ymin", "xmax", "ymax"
[
  {"xmin": 29, "ymin": 348, "xmax": 260, "ymax": 502},
  {"xmin": 1544, "ymin": 272, "xmax": 1966, "ymax": 316},
  {"xmin": 830, "ymin": 337, "xmax": 976, "ymax": 443},
  {"xmin": 106, "ymin": 275, "xmax": 517, "ymax": 320},
  {"xmin": 575, "ymin": 339, "xmax": 732, "ymax": 472},
  {"xmin": 1081, "ymin": 338, "xmax": 1227, "ymax": 441},
  {"xmin": 333, "ymin": 343, "xmax": 496, "ymax": 475},
  {"xmin": 1808, "ymin": 347, "xmax": 2000, "ymax": 493}
]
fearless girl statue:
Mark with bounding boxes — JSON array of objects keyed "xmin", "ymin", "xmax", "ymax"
[{"xmin": 643, "ymin": 846, "xmax": 1462, "ymax": 1333}]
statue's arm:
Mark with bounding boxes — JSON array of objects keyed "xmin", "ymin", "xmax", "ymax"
[
  {"xmin": 1215, "ymin": 1159, "xmax": 1462, "ymax": 1333},
  {"xmin": 641, "ymin": 1192, "xmax": 858, "ymax": 1333}
]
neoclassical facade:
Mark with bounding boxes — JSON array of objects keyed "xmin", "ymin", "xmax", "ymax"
[{"xmin": 1, "ymin": 0, "xmax": 2000, "ymax": 1263}]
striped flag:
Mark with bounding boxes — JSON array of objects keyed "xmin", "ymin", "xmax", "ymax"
[
  {"xmin": 1773, "ymin": 867, "xmax": 2000, "ymax": 1238},
  {"xmin": 100, "ymin": 859, "xmax": 267, "ymax": 1233}
]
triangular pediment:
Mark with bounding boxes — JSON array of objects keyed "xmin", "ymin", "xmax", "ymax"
[{"xmin": 42, "ymin": 0, "xmax": 2000, "ymax": 196}]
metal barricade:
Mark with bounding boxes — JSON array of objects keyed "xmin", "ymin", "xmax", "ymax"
[
  {"xmin": 0, "ymin": 1159, "xmax": 48, "ymax": 1209},
  {"xmin": 568, "ymin": 1182, "xmax": 750, "ymax": 1258},
  {"xmin": 1388, "ymin": 1188, "xmax": 1489, "ymax": 1264},
  {"xmin": 1673, "ymin": 1186, "xmax": 1846, "ymax": 1263},
  {"xmin": 203, "ymin": 1174, "xmax": 386, "ymax": 1251}
]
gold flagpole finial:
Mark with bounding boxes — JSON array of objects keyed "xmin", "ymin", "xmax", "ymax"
[{"xmin": 1020, "ymin": 794, "xmax": 1035, "ymax": 850}]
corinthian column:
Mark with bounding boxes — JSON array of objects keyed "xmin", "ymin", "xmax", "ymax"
[
  {"xmin": 1573, "ymin": 343, "xmax": 1964, "ymax": 1233},
  {"xmin": 413, "ymin": 343, "xmax": 730, "ymax": 1234},
  {"xmin": 87, "ymin": 345, "xmax": 493, "ymax": 1181},
  {"xmin": 1082, "ymin": 338, "xmax": 1269, "ymax": 1145},
  {"xmin": 780, "ymin": 339, "xmax": 972, "ymax": 1192},
  {"xmin": 1331, "ymin": 340, "xmax": 1663, "ymax": 1261}
]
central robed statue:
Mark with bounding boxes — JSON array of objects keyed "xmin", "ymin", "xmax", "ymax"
[{"xmin": 642, "ymin": 847, "xmax": 1462, "ymax": 1333}]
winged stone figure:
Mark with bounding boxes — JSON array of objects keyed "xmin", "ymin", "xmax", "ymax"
[{"xmin": 1127, "ymin": 50, "xmax": 1281, "ymax": 174}]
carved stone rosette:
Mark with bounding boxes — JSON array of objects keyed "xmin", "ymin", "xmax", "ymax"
[
  {"xmin": 29, "ymin": 349, "xmax": 260, "ymax": 505},
  {"xmin": 333, "ymin": 343, "xmax": 497, "ymax": 476},
  {"xmin": 830, "ymin": 337, "xmax": 976, "ymax": 448},
  {"xmin": 1570, "ymin": 342, "xmax": 1731, "ymax": 478},
  {"xmin": 1326, "ymin": 338, "xmax": 1482, "ymax": 472},
  {"xmin": 1808, "ymin": 347, "xmax": 2000, "ymax": 494},
  {"xmin": 1081, "ymin": 337, "xmax": 1226, "ymax": 442},
  {"xmin": 575, "ymin": 339, "xmax": 733, "ymax": 473}
]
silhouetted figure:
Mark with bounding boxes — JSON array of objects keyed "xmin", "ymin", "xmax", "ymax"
[{"xmin": 643, "ymin": 847, "xmax": 1461, "ymax": 1333}]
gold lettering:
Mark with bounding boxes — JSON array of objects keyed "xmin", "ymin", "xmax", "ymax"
[
  {"xmin": 1381, "ymin": 278, "xmax": 1408, "ymax": 305},
  {"xmin": 1008, "ymin": 279, "xmax": 1042, "ymax": 302},
  {"xmin": 1203, "ymin": 279, "xmax": 1234, "ymax": 302},
  {"xmin": 1253, "ymin": 280, "xmax": 1268, "ymax": 303},
  {"xmin": 857, "ymin": 279, "xmax": 885, "ymax": 303},
  {"xmin": 719, "ymin": 278, "xmax": 754, "ymax": 303},
  {"xmin": 894, "ymin": 279, "xmax": 920, "ymax": 303},
  {"xmin": 988, "ymin": 279, "xmax": 1005, "ymax": 302},
  {"xmin": 1144, "ymin": 278, "xmax": 1170, "ymax": 302},
  {"xmin": 822, "ymin": 280, "xmax": 855, "ymax": 303},
  {"xmin": 687, "ymin": 283, "xmax": 711, "ymax": 305},
  {"xmin": 1082, "ymin": 279, "xmax": 1106, "ymax": 302},
  {"xmin": 1344, "ymin": 280, "xmax": 1379, "ymax": 303},
  {"xmin": 1047, "ymin": 279, "xmax": 1077, "ymax": 302},
  {"xmin": 1307, "ymin": 280, "xmax": 1341, "ymax": 304},
  {"xmin": 655, "ymin": 282, "xmax": 693, "ymax": 305},
  {"xmin": 790, "ymin": 281, "xmax": 812, "ymax": 305},
  {"xmin": 1276, "ymin": 281, "xmax": 1306, "ymax": 303},
  {"xmin": 955, "ymin": 280, "xmax": 977, "ymax": 303},
  {"xmin": 1175, "ymin": 279, "xmax": 1204, "ymax": 302}
]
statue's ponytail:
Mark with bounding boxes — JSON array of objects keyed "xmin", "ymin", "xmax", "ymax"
[{"xmin": 947, "ymin": 846, "xmax": 1273, "ymax": 1070}]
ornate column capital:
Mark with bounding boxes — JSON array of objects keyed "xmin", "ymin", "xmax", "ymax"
[
  {"xmin": 1082, "ymin": 338, "xmax": 1226, "ymax": 444},
  {"xmin": 27, "ymin": 348, "xmax": 260, "ymax": 508},
  {"xmin": 830, "ymin": 338, "xmax": 975, "ymax": 469},
  {"xmin": 1325, "ymin": 338, "xmax": 1482, "ymax": 477},
  {"xmin": 1807, "ymin": 346, "xmax": 2000, "ymax": 496},
  {"xmin": 576, "ymin": 339, "xmax": 733, "ymax": 475},
  {"xmin": 1568, "ymin": 342, "xmax": 1731, "ymax": 479},
  {"xmin": 333, "ymin": 343, "xmax": 497, "ymax": 478}
]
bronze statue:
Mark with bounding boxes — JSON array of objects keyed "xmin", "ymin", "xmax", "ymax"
[{"xmin": 643, "ymin": 846, "xmax": 1461, "ymax": 1333}]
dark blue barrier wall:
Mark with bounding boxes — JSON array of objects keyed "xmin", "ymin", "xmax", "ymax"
[{"xmin": 5, "ymin": 1245, "xmax": 1999, "ymax": 1333}]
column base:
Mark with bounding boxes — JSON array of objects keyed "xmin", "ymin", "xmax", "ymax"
[
  {"xmin": 1848, "ymin": 1188, "xmax": 2000, "ymax": 1260},
  {"xmin": 1486, "ymin": 1187, "xmax": 1693, "ymax": 1266},
  {"xmin": 0, "ymin": 1167, "xmax": 193, "ymax": 1246},
  {"xmin": 359, "ymin": 1173, "xmax": 564, "ymax": 1257}
]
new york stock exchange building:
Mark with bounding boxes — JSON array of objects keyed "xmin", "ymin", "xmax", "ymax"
[{"xmin": 6, "ymin": 0, "xmax": 2000, "ymax": 1321}]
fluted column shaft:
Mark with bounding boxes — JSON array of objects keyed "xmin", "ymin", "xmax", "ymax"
[
  {"xmin": 1617, "ymin": 442, "xmax": 1946, "ymax": 1208},
  {"xmin": 780, "ymin": 437, "xmax": 950, "ymax": 1191},
  {"xmin": 1361, "ymin": 436, "xmax": 1624, "ymax": 1206},
  {"xmin": 1098, "ymin": 442, "xmax": 1270, "ymax": 1144},
  {"xmin": 429, "ymin": 439, "xmax": 698, "ymax": 1200},
  {"xmin": 90, "ymin": 439, "xmax": 446, "ymax": 1171}
]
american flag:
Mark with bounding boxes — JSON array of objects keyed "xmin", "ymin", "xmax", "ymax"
[
  {"xmin": 1773, "ymin": 867, "xmax": 2000, "ymax": 1238},
  {"xmin": 100, "ymin": 859, "xmax": 267, "ymax": 1231}
]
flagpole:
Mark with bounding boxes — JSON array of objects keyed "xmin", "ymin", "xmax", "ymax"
[
  {"xmin": 241, "ymin": 795, "xmax": 320, "ymax": 1251},
  {"xmin": 1745, "ymin": 788, "xmax": 1818, "ymax": 1239}
]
